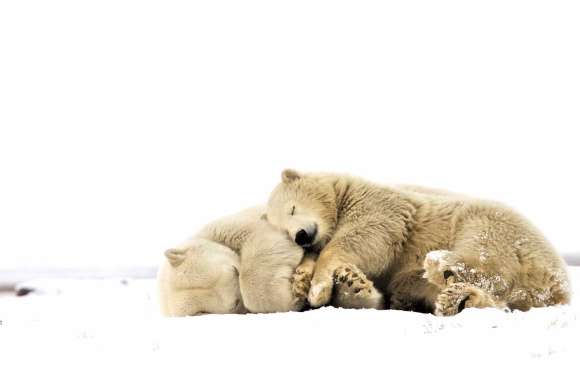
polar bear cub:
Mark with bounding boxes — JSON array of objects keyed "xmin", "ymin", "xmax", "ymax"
[
  {"xmin": 266, "ymin": 169, "xmax": 570, "ymax": 315},
  {"xmin": 158, "ymin": 207, "xmax": 310, "ymax": 316}
]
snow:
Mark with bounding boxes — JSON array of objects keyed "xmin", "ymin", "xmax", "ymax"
[{"xmin": 0, "ymin": 267, "xmax": 578, "ymax": 380}]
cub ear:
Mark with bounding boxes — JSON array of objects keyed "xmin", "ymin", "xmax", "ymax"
[
  {"xmin": 281, "ymin": 169, "xmax": 301, "ymax": 183},
  {"xmin": 165, "ymin": 248, "xmax": 186, "ymax": 267}
]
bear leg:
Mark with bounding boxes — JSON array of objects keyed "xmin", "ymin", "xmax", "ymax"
[
  {"xmin": 291, "ymin": 267, "xmax": 312, "ymax": 310},
  {"xmin": 290, "ymin": 253, "xmax": 317, "ymax": 310},
  {"xmin": 389, "ymin": 269, "xmax": 439, "ymax": 313}
]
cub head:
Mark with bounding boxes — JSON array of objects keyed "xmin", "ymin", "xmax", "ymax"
[
  {"xmin": 158, "ymin": 238, "xmax": 246, "ymax": 317},
  {"xmin": 266, "ymin": 169, "xmax": 337, "ymax": 250}
]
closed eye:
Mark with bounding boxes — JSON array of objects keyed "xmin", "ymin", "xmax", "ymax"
[{"xmin": 290, "ymin": 205, "xmax": 295, "ymax": 216}]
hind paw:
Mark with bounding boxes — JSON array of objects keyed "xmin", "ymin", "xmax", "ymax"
[
  {"xmin": 423, "ymin": 250, "xmax": 462, "ymax": 288},
  {"xmin": 435, "ymin": 283, "xmax": 497, "ymax": 316}
]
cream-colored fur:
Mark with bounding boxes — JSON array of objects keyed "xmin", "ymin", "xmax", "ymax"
[
  {"xmin": 266, "ymin": 169, "xmax": 570, "ymax": 315},
  {"xmin": 159, "ymin": 207, "xmax": 310, "ymax": 316},
  {"xmin": 158, "ymin": 237, "xmax": 245, "ymax": 316},
  {"xmin": 237, "ymin": 220, "xmax": 308, "ymax": 313}
]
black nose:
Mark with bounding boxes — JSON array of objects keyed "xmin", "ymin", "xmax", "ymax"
[{"xmin": 295, "ymin": 229, "xmax": 314, "ymax": 246}]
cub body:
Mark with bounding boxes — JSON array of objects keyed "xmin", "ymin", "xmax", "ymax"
[{"xmin": 266, "ymin": 170, "xmax": 570, "ymax": 315}]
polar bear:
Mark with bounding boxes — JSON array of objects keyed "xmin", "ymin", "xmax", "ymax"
[
  {"xmin": 265, "ymin": 169, "xmax": 570, "ymax": 316},
  {"xmin": 158, "ymin": 207, "xmax": 306, "ymax": 316},
  {"xmin": 158, "ymin": 206, "xmax": 382, "ymax": 316}
]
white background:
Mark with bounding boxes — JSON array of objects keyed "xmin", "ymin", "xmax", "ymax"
[{"xmin": 1, "ymin": 1, "xmax": 579, "ymax": 268}]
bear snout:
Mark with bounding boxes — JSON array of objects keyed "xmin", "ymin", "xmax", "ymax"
[{"xmin": 295, "ymin": 225, "xmax": 317, "ymax": 247}]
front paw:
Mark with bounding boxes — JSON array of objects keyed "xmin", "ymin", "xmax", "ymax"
[
  {"xmin": 291, "ymin": 268, "xmax": 312, "ymax": 306},
  {"xmin": 308, "ymin": 279, "xmax": 333, "ymax": 308},
  {"xmin": 333, "ymin": 264, "xmax": 384, "ymax": 309}
]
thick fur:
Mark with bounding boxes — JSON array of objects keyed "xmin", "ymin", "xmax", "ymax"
[
  {"xmin": 237, "ymin": 220, "xmax": 307, "ymax": 312},
  {"xmin": 266, "ymin": 170, "xmax": 570, "ymax": 315},
  {"xmin": 158, "ymin": 237, "xmax": 245, "ymax": 317},
  {"xmin": 158, "ymin": 205, "xmax": 382, "ymax": 316},
  {"xmin": 158, "ymin": 207, "xmax": 308, "ymax": 316}
]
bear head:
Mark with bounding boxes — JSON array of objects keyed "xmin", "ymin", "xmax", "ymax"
[
  {"xmin": 265, "ymin": 169, "xmax": 337, "ymax": 251},
  {"xmin": 158, "ymin": 238, "xmax": 246, "ymax": 317}
]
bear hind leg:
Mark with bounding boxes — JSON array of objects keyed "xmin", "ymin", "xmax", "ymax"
[{"xmin": 388, "ymin": 269, "xmax": 439, "ymax": 313}]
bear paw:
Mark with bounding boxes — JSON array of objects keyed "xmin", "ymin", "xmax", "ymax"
[
  {"xmin": 291, "ymin": 267, "xmax": 313, "ymax": 309},
  {"xmin": 435, "ymin": 283, "xmax": 497, "ymax": 316},
  {"xmin": 423, "ymin": 250, "xmax": 458, "ymax": 288},
  {"xmin": 333, "ymin": 264, "xmax": 384, "ymax": 309}
]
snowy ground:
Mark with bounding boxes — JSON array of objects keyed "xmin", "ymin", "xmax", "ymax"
[{"xmin": 1, "ymin": 268, "xmax": 579, "ymax": 380}]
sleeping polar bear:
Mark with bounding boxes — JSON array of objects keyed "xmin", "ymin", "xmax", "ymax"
[
  {"xmin": 158, "ymin": 206, "xmax": 383, "ymax": 316},
  {"xmin": 265, "ymin": 169, "xmax": 570, "ymax": 316},
  {"xmin": 158, "ymin": 207, "xmax": 305, "ymax": 316}
]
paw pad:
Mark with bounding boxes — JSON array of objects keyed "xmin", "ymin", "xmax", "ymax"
[
  {"xmin": 435, "ymin": 283, "xmax": 498, "ymax": 316},
  {"xmin": 334, "ymin": 264, "xmax": 374, "ymax": 297}
]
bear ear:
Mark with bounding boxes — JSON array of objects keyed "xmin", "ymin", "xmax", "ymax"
[
  {"xmin": 260, "ymin": 213, "xmax": 268, "ymax": 221},
  {"xmin": 165, "ymin": 248, "xmax": 186, "ymax": 267},
  {"xmin": 281, "ymin": 169, "xmax": 301, "ymax": 183}
]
